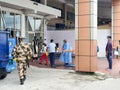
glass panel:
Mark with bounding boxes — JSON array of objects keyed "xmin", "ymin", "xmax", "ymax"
[
  {"xmin": 35, "ymin": 33, "xmax": 40, "ymax": 39},
  {"xmin": 4, "ymin": 12, "xmax": 14, "ymax": 29},
  {"xmin": 0, "ymin": 11, "xmax": 1, "ymax": 28},
  {"xmin": 0, "ymin": 11, "xmax": 4, "ymax": 29},
  {"xmin": 28, "ymin": 33, "xmax": 34, "ymax": 43},
  {"xmin": 10, "ymin": 30, "xmax": 21, "ymax": 38},
  {"xmin": 67, "ymin": 12, "xmax": 75, "ymax": 22},
  {"xmin": 35, "ymin": 18, "xmax": 41, "ymax": 31},
  {"xmin": 28, "ymin": 16, "xmax": 34, "ymax": 31},
  {"xmin": 15, "ymin": 14, "xmax": 20, "ymax": 30},
  {"xmin": 16, "ymin": 31, "xmax": 20, "ymax": 37}
]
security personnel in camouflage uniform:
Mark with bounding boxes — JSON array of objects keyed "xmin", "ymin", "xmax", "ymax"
[{"xmin": 12, "ymin": 37, "xmax": 32, "ymax": 85}]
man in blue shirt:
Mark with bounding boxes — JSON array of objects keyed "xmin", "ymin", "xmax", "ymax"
[{"xmin": 106, "ymin": 36, "xmax": 112, "ymax": 70}]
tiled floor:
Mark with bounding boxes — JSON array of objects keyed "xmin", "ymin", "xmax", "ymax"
[
  {"xmin": 97, "ymin": 58, "xmax": 120, "ymax": 76},
  {"xmin": 29, "ymin": 59, "xmax": 75, "ymax": 70},
  {"xmin": 30, "ymin": 57, "xmax": 120, "ymax": 77}
]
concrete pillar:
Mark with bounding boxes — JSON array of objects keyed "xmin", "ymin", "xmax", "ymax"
[
  {"xmin": 44, "ymin": 0, "xmax": 47, "ymax": 5},
  {"xmin": 43, "ymin": 19, "xmax": 47, "ymax": 40},
  {"xmin": 112, "ymin": 0, "xmax": 120, "ymax": 47},
  {"xmin": 63, "ymin": 3, "xmax": 67, "ymax": 26},
  {"xmin": 75, "ymin": 0, "xmax": 98, "ymax": 72},
  {"xmin": 21, "ymin": 14, "xmax": 25, "ymax": 37}
]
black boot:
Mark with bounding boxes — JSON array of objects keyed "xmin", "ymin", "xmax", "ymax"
[
  {"xmin": 20, "ymin": 79, "xmax": 24, "ymax": 85},
  {"xmin": 23, "ymin": 75, "xmax": 26, "ymax": 81}
]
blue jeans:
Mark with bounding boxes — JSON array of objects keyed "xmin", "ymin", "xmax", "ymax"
[
  {"xmin": 49, "ymin": 52, "xmax": 56, "ymax": 67},
  {"xmin": 106, "ymin": 53, "xmax": 112, "ymax": 69}
]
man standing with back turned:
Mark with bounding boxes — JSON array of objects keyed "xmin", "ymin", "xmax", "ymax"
[
  {"xmin": 106, "ymin": 36, "xmax": 112, "ymax": 70},
  {"xmin": 48, "ymin": 39, "xmax": 56, "ymax": 68}
]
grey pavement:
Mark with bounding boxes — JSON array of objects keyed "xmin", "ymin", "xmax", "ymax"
[{"xmin": 0, "ymin": 66, "xmax": 120, "ymax": 90}]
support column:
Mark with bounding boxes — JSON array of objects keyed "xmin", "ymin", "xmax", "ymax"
[
  {"xmin": 21, "ymin": 14, "xmax": 25, "ymax": 37},
  {"xmin": 43, "ymin": 19, "xmax": 48, "ymax": 40},
  {"xmin": 112, "ymin": 0, "xmax": 120, "ymax": 47},
  {"xmin": 63, "ymin": 3, "xmax": 67, "ymax": 26},
  {"xmin": 44, "ymin": 0, "xmax": 47, "ymax": 5},
  {"xmin": 75, "ymin": 0, "xmax": 98, "ymax": 72}
]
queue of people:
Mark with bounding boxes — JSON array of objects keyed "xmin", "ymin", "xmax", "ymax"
[
  {"xmin": 38, "ymin": 39, "xmax": 73, "ymax": 68},
  {"xmin": 30, "ymin": 36, "xmax": 73, "ymax": 67}
]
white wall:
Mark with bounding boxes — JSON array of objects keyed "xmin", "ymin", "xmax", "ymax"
[
  {"xmin": 97, "ymin": 29, "xmax": 111, "ymax": 57},
  {"xmin": 47, "ymin": 30, "xmax": 75, "ymax": 51},
  {"xmin": 47, "ymin": 29, "xmax": 111, "ymax": 57}
]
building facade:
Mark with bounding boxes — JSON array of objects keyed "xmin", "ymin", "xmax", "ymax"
[
  {"xmin": 0, "ymin": 0, "xmax": 61, "ymax": 43},
  {"xmin": 75, "ymin": 0, "xmax": 120, "ymax": 72},
  {"xmin": 1, "ymin": 0, "xmax": 120, "ymax": 72}
]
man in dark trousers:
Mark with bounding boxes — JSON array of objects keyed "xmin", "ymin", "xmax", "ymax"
[
  {"xmin": 48, "ymin": 39, "xmax": 56, "ymax": 68},
  {"xmin": 106, "ymin": 36, "xmax": 112, "ymax": 70}
]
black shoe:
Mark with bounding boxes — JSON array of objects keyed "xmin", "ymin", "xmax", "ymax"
[
  {"xmin": 66, "ymin": 63, "xmax": 68, "ymax": 65},
  {"xmin": 23, "ymin": 75, "xmax": 26, "ymax": 81},
  {"xmin": 45, "ymin": 63, "xmax": 48, "ymax": 65},
  {"xmin": 51, "ymin": 65, "xmax": 56, "ymax": 68},
  {"xmin": 64, "ymin": 63, "xmax": 69, "ymax": 66},
  {"xmin": 20, "ymin": 79, "xmax": 24, "ymax": 85},
  {"xmin": 39, "ymin": 62, "xmax": 42, "ymax": 64}
]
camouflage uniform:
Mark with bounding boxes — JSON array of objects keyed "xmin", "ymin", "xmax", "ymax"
[{"xmin": 12, "ymin": 42, "xmax": 32, "ymax": 84}]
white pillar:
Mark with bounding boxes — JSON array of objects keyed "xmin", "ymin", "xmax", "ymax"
[
  {"xmin": 44, "ymin": 0, "xmax": 47, "ymax": 5},
  {"xmin": 43, "ymin": 19, "xmax": 48, "ymax": 41},
  {"xmin": 21, "ymin": 14, "xmax": 25, "ymax": 37}
]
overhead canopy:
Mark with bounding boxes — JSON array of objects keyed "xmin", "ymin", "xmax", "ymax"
[{"xmin": 0, "ymin": 0, "xmax": 61, "ymax": 18}]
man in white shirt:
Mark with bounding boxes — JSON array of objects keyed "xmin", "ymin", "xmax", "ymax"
[{"xmin": 48, "ymin": 39, "xmax": 56, "ymax": 68}]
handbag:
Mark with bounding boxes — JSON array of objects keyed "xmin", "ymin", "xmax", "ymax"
[{"xmin": 6, "ymin": 59, "xmax": 17, "ymax": 73}]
